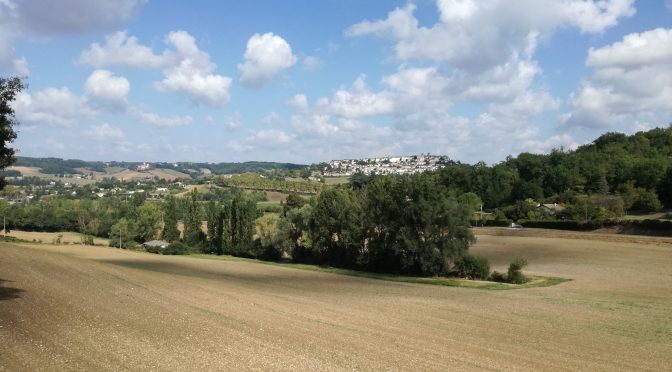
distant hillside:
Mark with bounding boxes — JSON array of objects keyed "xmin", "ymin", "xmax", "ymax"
[{"xmin": 13, "ymin": 157, "xmax": 307, "ymax": 177}]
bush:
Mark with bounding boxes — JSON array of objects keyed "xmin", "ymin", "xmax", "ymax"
[
  {"xmin": 163, "ymin": 242, "xmax": 191, "ymax": 255},
  {"xmin": 489, "ymin": 270, "xmax": 506, "ymax": 283},
  {"xmin": 454, "ymin": 254, "xmax": 491, "ymax": 280},
  {"xmin": 469, "ymin": 219, "xmax": 512, "ymax": 227},
  {"xmin": 518, "ymin": 219, "xmax": 602, "ymax": 231},
  {"xmin": 80, "ymin": 235, "xmax": 95, "ymax": 245},
  {"xmin": 507, "ymin": 256, "xmax": 528, "ymax": 284}
]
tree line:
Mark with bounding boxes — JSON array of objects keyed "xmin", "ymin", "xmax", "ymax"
[{"xmin": 434, "ymin": 126, "xmax": 672, "ymax": 219}]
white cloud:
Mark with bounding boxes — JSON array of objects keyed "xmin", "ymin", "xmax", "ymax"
[
  {"xmin": 238, "ymin": 32, "xmax": 297, "ymax": 88},
  {"xmin": 79, "ymin": 31, "xmax": 165, "ymax": 68},
  {"xmin": 248, "ymin": 129, "xmax": 292, "ymax": 144},
  {"xmin": 128, "ymin": 106, "xmax": 193, "ymax": 128},
  {"xmin": 330, "ymin": 75, "xmax": 395, "ymax": 118},
  {"xmin": 262, "ymin": 111, "xmax": 281, "ymax": 124},
  {"xmin": 155, "ymin": 30, "xmax": 232, "ymax": 107},
  {"xmin": 302, "ymin": 56, "xmax": 322, "ymax": 71},
  {"xmin": 13, "ymin": 87, "xmax": 96, "ymax": 126},
  {"xmin": 586, "ymin": 28, "xmax": 672, "ymax": 68},
  {"xmin": 84, "ymin": 69, "xmax": 130, "ymax": 110},
  {"xmin": 286, "ymin": 94, "xmax": 309, "ymax": 111},
  {"xmin": 565, "ymin": 28, "xmax": 672, "ymax": 129},
  {"xmin": 15, "ymin": 0, "xmax": 145, "ymax": 35},
  {"xmin": 80, "ymin": 29, "xmax": 232, "ymax": 107},
  {"xmin": 225, "ymin": 112, "xmax": 242, "ymax": 130},
  {"xmin": 346, "ymin": 0, "xmax": 634, "ymax": 70},
  {"xmin": 85, "ymin": 123, "xmax": 124, "ymax": 142},
  {"xmin": 12, "ymin": 56, "xmax": 29, "ymax": 76},
  {"xmin": 1, "ymin": 0, "xmax": 146, "ymax": 73}
]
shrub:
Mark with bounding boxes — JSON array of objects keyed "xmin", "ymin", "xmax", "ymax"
[
  {"xmin": 163, "ymin": 242, "xmax": 191, "ymax": 255},
  {"xmin": 489, "ymin": 270, "xmax": 506, "ymax": 282},
  {"xmin": 507, "ymin": 256, "xmax": 528, "ymax": 284},
  {"xmin": 454, "ymin": 254, "xmax": 491, "ymax": 280},
  {"xmin": 518, "ymin": 219, "xmax": 602, "ymax": 231},
  {"xmin": 80, "ymin": 235, "xmax": 95, "ymax": 245}
]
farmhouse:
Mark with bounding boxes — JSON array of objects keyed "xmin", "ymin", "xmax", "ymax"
[
  {"xmin": 142, "ymin": 240, "xmax": 170, "ymax": 250},
  {"xmin": 539, "ymin": 203, "xmax": 569, "ymax": 218}
]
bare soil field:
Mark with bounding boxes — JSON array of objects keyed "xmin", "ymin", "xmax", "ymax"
[
  {"xmin": 7, "ymin": 166, "xmax": 96, "ymax": 185},
  {"xmin": 1, "ymin": 232, "xmax": 670, "ymax": 371},
  {"xmin": 148, "ymin": 168, "xmax": 191, "ymax": 181},
  {"xmin": 3, "ymin": 230, "xmax": 110, "ymax": 246}
]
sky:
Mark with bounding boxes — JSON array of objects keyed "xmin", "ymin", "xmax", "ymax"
[{"xmin": 1, "ymin": 0, "xmax": 671, "ymax": 164}]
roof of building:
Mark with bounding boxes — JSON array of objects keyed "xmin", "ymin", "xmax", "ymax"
[{"xmin": 142, "ymin": 240, "xmax": 170, "ymax": 247}]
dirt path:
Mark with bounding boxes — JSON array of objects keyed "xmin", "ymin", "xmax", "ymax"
[{"xmin": 1, "ymin": 239, "xmax": 670, "ymax": 371}]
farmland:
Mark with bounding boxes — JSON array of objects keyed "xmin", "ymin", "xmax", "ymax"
[{"xmin": 1, "ymin": 231, "xmax": 670, "ymax": 370}]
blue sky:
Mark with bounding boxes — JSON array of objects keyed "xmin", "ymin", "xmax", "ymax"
[{"xmin": 2, "ymin": 0, "xmax": 671, "ymax": 164}]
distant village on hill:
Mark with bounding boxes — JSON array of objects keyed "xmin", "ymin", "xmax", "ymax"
[{"xmin": 321, "ymin": 154, "xmax": 449, "ymax": 176}]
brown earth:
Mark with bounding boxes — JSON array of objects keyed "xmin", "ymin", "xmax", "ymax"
[
  {"xmin": 3, "ymin": 230, "xmax": 110, "ymax": 246},
  {"xmin": 1, "ymin": 232, "xmax": 671, "ymax": 371}
]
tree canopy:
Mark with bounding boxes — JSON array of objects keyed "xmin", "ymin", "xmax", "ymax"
[{"xmin": 0, "ymin": 76, "xmax": 23, "ymax": 189}]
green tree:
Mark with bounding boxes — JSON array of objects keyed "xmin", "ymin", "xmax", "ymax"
[
  {"xmin": 183, "ymin": 190, "xmax": 203, "ymax": 246},
  {"xmin": 228, "ymin": 194, "xmax": 258, "ymax": 256},
  {"xmin": 507, "ymin": 256, "xmax": 528, "ymax": 284},
  {"xmin": 135, "ymin": 202, "xmax": 162, "ymax": 242},
  {"xmin": 109, "ymin": 218, "xmax": 137, "ymax": 249},
  {"xmin": 0, "ymin": 77, "xmax": 23, "ymax": 190},
  {"xmin": 283, "ymin": 192, "xmax": 306, "ymax": 214},
  {"xmin": 162, "ymin": 195, "xmax": 180, "ymax": 242},
  {"xmin": 457, "ymin": 192, "xmax": 482, "ymax": 211},
  {"xmin": 309, "ymin": 187, "xmax": 363, "ymax": 267}
]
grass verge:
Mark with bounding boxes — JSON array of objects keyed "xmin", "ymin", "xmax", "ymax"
[{"xmin": 189, "ymin": 254, "xmax": 570, "ymax": 290}]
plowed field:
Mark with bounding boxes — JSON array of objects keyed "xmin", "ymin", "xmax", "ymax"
[{"xmin": 1, "ymin": 232, "xmax": 670, "ymax": 371}]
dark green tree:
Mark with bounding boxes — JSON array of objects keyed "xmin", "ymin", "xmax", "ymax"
[
  {"xmin": 162, "ymin": 195, "xmax": 181, "ymax": 242},
  {"xmin": 183, "ymin": 190, "xmax": 203, "ymax": 246},
  {"xmin": 0, "ymin": 77, "xmax": 23, "ymax": 190}
]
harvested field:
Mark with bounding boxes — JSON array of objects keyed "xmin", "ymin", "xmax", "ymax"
[
  {"xmin": 3, "ymin": 230, "xmax": 110, "ymax": 246},
  {"xmin": 264, "ymin": 190, "xmax": 287, "ymax": 202},
  {"xmin": 148, "ymin": 168, "xmax": 191, "ymax": 181},
  {"xmin": 1, "ymin": 232, "xmax": 670, "ymax": 371}
]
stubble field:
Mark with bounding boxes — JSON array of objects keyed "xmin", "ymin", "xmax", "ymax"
[{"xmin": 1, "ymin": 230, "xmax": 670, "ymax": 371}]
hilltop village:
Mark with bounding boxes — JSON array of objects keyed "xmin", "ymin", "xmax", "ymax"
[{"xmin": 321, "ymin": 154, "xmax": 449, "ymax": 176}]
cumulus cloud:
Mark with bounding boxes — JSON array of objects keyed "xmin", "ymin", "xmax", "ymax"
[
  {"xmin": 330, "ymin": 75, "xmax": 395, "ymax": 118},
  {"xmin": 127, "ymin": 106, "xmax": 193, "ymax": 128},
  {"xmin": 248, "ymin": 129, "xmax": 292, "ymax": 144},
  {"xmin": 80, "ymin": 29, "xmax": 232, "ymax": 107},
  {"xmin": 564, "ymin": 28, "xmax": 672, "ymax": 129},
  {"xmin": 225, "ymin": 112, "xmax": 243, "ymax": 130},
  {"xmin": 262, "ymin": 111, "xmax": 281, "ymax": 124},
  {"xmin": 1, "ymin": 0, "xmax": 146, "ymax": 73},
  {"xmin": 79, "ymin": 31, "xmax": 164, "ymax": 68},
  {"xmin": 238, "ymin": 32, "xmax": 297, "ymax": 88},
  {"xmin": 346, "ymin": 0, "xmax": 634, "ymax": 70},
  {"xmin": 84, "ymin": 69, "xmax": 130, "ymax": 110},
  {"xmin": 14, "ymin": 0, "xmax": 144, "ymax": 35},
  {"xmin": 286, "ymin": 93, "xmax": 309, "ymax": 111},
  {"xmin": 13, "ymin": 87, "xmax": 96, "ymax": 126},
  {"xmin": 85, "ymin": 123, "xmax": 124, "ymax": 142},
  {"xmin": 302, "ymin": 56, "xmax": 322, "ymax": 71},
  {"xmin": 155, "ymin": 30, "xmax": 232, "ymax": 107}
]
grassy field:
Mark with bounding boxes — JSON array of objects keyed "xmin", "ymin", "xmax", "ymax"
[
  {"xmin": 323, "ymin": 176, "xmax": 350, "ymax": 185},
  {"xmin": 620, "ymin": 211, "xmax": 671, "ymax": 220},
  {"xmin": 1, "ymin": 231, "xmax": 670, "ymax": 370}
]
